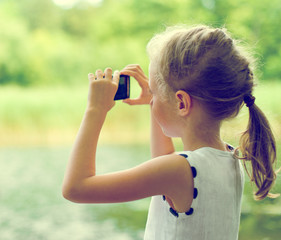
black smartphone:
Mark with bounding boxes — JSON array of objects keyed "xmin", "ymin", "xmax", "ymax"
[{"xmin": 114, "ymin": 75, "xmax": 130, "ymax": 100}]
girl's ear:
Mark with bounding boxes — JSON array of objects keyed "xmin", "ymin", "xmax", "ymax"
[{"xmin": 175, "ymin": 90, "xmax": 192, "ymax": 117}]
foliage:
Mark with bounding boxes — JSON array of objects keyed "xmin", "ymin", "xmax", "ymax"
[
  {"xmin": 0, "ymin": 81, "xmax": 280, "ymax": 147},
  {"xmin": 0, "ymin": 0, "xmax": 281, "ymax": 86}
]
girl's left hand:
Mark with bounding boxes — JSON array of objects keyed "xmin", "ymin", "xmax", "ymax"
[
  {"xmin": 87, "ymin": 68, "xmax": 119, "ymax": 113},
  {"xmin": 120, "ymin": 64, "xmax": 152, "ymax": 105}
]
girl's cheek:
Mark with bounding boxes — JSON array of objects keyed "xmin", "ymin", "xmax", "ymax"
[{"xmin": 150, "ymin": 99, "xmax": 153, "ymax": 106}]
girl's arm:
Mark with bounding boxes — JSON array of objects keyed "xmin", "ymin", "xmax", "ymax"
[
  {"xmin": 120, "ymin": 64, "xmax": 175, "ymax": 158},
  {"xmin": 62, "ymin": 66, "xmax": 192, "ymax": 210},
  {"xmin": 150, "ymin": 113, "xmax": 175, "ymax": 158},
  {"xmin": 62, "ymin": 68, "xmax": 119, "ymax": 200}
]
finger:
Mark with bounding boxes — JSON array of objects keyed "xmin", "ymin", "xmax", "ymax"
[
  {"xmin": 122, "ymin": 99, "xmax": 134, "ymax": 105},
  {"xmin": 122, "ymin": 98, "xmax": 143, "ymax": 105},
  {"xmin": 121, "ymin": 65, "xmax": 148, "ymax": 79},
  {"xmin": 104, "ymin": 67, "xmax": 113, "ymax": 80},
  {"xmin": 112, "ymin": 70, "xmax": 120, "ymax": 86},
  {"xmin": 95, "ymin": 69, "xmax": 103, "ymax": 79},
  {"xmin": 119, "ymin": 69, "xmax": 135, "ymax": 76},
  {"xmin": 120, "ymin": 64, "xmax": 135, "ymax": 73},
  {"xmin": 120, "ymin": 64, "xmax": 142, "ymax": 76},
  {"xmin": 120, "ymin": 64, "xmax": 141, "ymax": 72},
  {"xmin": 120, "ymin": 66, "xmax": 142, "ymax": 76},
  {"xmin": 120, "ymin": 69, "xmax": 148, "ymax": 86},
  {"xmin": 88, "ymin": 73, "xmax": 95, "ymax": 82}
]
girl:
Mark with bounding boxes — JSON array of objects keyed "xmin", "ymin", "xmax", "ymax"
[{"xmin": 62, "ymin": 25, "xmax": 279, "ymax": 239}]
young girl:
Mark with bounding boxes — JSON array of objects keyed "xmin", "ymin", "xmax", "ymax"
[{"xmin": 62, "ymin": 25, "xmax": 279, "ymax": 239}]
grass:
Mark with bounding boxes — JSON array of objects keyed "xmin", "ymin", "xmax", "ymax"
[
  {"xmin": 0, "ymin": 81, "xmax": 281, "ymax": 146},
  {"xmin": 0, "ymin": 83, "xmax": 151, "ymax": 146}
]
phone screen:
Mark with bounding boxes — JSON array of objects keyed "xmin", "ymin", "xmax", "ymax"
[{"xmin": 114, "ymin": 75, "xmax": 130, "ymax": 100}]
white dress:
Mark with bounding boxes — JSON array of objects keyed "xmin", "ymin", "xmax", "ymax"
[{"xmin": 144, "ymin": 147, "xmax": 244, "ymax": 240}]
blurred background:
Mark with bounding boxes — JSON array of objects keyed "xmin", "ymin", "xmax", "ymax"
[{"xmin": 0, "ymin": 0, "xmax": 280, "ymax": 239}]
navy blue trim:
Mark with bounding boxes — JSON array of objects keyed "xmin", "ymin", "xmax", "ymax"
[
  {"xmin": 166, "ymin": 153, "xmax": 196, "ymax": 217},
  {"xmin": 191, "ymin": 166, "xmax": 197, "ymax": 178},
  {"xmin": 169, "ymin": 207, "xmax": 179, "ymax": 218},
  {"xmin": 193, "ymin": 188, "xmax": 198, "ymax": 199},
  {"xmin": 185, "ymin": 208, "xmax": 194, "ymax": 215},
  {"xmin": 227, "ymin": 145, "xmax": 234, "ymax": 151},
  {"xmin": 179, "ymin": 153, "xmax": 188, "ymax": 158}
]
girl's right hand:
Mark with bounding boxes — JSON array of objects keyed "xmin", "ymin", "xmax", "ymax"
[{"xmin": 120, "ymin": 64, "xmax": 152, "ymax": 105}]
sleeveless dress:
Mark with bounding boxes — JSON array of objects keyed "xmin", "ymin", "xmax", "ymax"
[{"xmin": 144, "ymin": 146, "xmax": 244, "ymax": 240}]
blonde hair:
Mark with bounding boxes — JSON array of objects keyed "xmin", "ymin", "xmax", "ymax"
[{"xmin": 147, "ymin": 25, "xmax": 279, "ymax": 200}]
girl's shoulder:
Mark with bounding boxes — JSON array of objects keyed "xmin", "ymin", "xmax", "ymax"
[{"xmin": 152, "ymin": 153, "xmax": 194, "ymax": 213}]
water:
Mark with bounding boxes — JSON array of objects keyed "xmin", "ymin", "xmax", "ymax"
[
  {"xmin": 0, "ymin": 146, "xmax": 280, "ymax": 240},
  {"xmin": 0, "ymin": 146, "xmax": 149, "ymax": 240}
]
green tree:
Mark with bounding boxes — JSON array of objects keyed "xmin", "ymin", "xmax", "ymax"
[{"xmin": 0, "ymin": 0, "xmax": 281, "ymax": 86}]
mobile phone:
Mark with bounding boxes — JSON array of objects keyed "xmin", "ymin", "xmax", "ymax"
[{"xmin": 114, "ymin": 75, "xmax": 130, "ymax": 100}]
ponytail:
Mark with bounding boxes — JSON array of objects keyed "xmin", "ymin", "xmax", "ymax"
[{"xmin": 239, "ymin": 96, "xmax": 279, "ymax": 200}]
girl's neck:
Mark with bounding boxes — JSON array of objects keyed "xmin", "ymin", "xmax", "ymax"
[
  {"xmin": 174, "ymin": 96, "xmax": 227, "ymax": 152},
  {"xmin": 181, "ymin": 118, "xmax": 227, "ymax": 152}
]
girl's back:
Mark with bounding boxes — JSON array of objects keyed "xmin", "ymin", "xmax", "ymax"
[{"xmin": 145, "ymin": 147, "xmax": 244, "ymax": 240}]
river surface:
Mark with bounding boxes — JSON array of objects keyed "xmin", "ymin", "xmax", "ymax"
[{"xmin": 0, "ymin": 146, "xmax": 280, "ymax": 240}]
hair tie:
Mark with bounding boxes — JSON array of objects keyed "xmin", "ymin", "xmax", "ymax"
[{"xmin": 244, "ymin": 95, "xmax": 255, "ymax": 108}]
